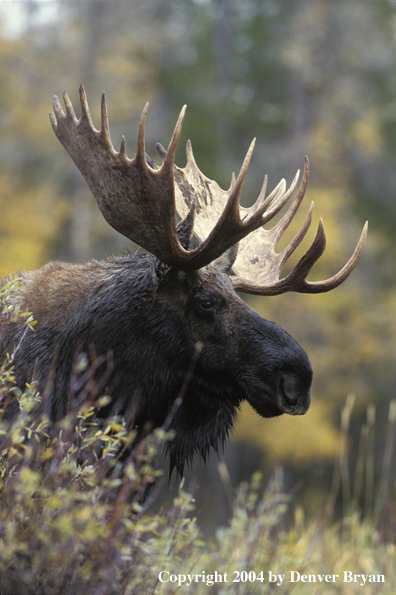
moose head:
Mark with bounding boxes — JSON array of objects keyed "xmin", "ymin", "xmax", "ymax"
[{"xmin": 1, "ymin": 86, "xmax": 367, "ymax": 475}]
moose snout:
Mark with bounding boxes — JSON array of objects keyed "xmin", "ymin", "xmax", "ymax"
[{"xmin": 277, "ymin": 374, "xmax": 311, "ymax": 416}]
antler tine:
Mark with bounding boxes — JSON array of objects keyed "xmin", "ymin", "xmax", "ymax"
[
  {"xmin": 277, "ymin": 201, "xmax": 315, "ymax": 269},
  {"xmin": 269, "ymin": 157, "xmax": 309, "ymax": 242},
  {"xmin": 229, "ymin": 171, "xmax": 237, "ymax": 190},
  {"xmin": 135, "ymin": 102, "xmax": 150, "ymax": 167},
  {"xmin": 247, "ymin": 177, "xmax": 285, "ymax": 219},
  {"xmin": 49, "ymin": 96, "xmax": 63, "ymax": 130},
  {"xmin": 100, "ymin": 91, "xmax": 116, "ymax": 153},
  {"xmin": 229, "ymin": 138, "xmax": 257, "ymax": 216},
  {"xmin": 294, "ymin": 220, "xmax": 368, "ymax": 293},
  {"xmin": 259, "ymin": 178, "xmax": 286, "ymax": 214},
  {"xmin": 281, "ymin": 217, "xmax": 328, "ymax": 288},
  {"xmin": 79, "ymin": 85, "xmax": 96, "ymax": 129},
  {"xmin": 163, "ymin": 105, "xmax": 187, "ymax": 170},
  {"xmin": 63, "ymin": 91, "xmax": 78, "ymax": 122},
  {"xmin": 261, "ymin": 174, "xmax": 297, "ymax": 223},
  {"xmin": 272, "ymin": 219, "xmax": 369, "ymax": 295},
  {"xmin": 239, "ymin": 159, "xmax": 301, "ymax": 225}
]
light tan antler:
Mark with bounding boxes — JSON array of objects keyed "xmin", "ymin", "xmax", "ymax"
[
  {"xmin": 171, "ymin": 150, "xmax": 367, "ymax": 294},
  {"xmin": 50, "ymin": 86, "xmax": 367, "ymax": 290},
  {"xmin": 230, "ymin": 165, "xmax": 368, "ymax": 295}
]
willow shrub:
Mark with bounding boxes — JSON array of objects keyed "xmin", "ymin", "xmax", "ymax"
[
  {"xmin": 0, "ymin": 399, "xmax": 395, "ymax": 595},
  {"xmin": 0, "ymin": 383, "xmax": 208, "ymax": 595}
]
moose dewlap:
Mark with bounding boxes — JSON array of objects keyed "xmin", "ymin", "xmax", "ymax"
[{"xmin": 0, "ymin": 86, "xmax": 367, "ymax": 476}]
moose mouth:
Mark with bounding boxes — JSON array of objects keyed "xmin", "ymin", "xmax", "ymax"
[{"xmin": 243, "ymin": 375, "xmax": 311, "ymax": 419}]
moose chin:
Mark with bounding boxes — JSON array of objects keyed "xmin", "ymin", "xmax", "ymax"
[{"xmin": 0, "ymin": 86, "xmax": 367, "ymax": 476}]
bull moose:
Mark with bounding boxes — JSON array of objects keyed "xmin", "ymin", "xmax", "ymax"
[{"xmin": 0, "ymin": 86, "xmax": 367, "ymax": 475}]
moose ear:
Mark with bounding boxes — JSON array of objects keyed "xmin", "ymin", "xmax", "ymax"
[
  {"xmin": 176, "ymin": 203, "xmax": 195, "ymax": 250},
  {"xmin": 212, "ymin": 243, "xmax": 239, "ymax": 274},
  {"xmin": 153, "ymin": 259, "xmax": 172, "ymax": 283}
]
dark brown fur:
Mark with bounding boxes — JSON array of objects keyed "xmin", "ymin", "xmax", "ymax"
[{"xmin": 1, "ymin": 252, "xmax": 312, "ymax": 475}]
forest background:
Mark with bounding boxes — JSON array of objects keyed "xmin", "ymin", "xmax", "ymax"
[{"xmin": 0, "ymin": 0, "xmax": 395, "ymax": 534}]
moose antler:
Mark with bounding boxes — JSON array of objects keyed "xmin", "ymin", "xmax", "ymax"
[
  {"xmin": 229, "ymin": 168, "xmax": 368, "ymax": 294},
  {"xmin": 170, "ymin": 150, "xmax": 367, "ymax": 295},
  {"xmin": 50, "ymin": 86, "xmax": 187, "ymax": 268},
  {"xmin": 50, "ymin": 86, "xmax": 367, "ymax": 292},
  {"xmin": 50, "ymin": 85, "xmax": 297, "ymax": 271}
]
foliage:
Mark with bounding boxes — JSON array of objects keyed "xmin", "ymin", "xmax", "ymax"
[
  {"xmin": 1, "ymin": 388, "xmax": 395, "ymax": 595},
  {"xmin": 0, "ymin": 394, "xmax": 196, "ymax": 595},
  {"xmin": 1, "ymin": 401, "xmax": 395, "ymax": 595}
]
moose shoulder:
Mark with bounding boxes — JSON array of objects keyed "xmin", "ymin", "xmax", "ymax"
[{"xmin": 0, "ymin": 86, "xmax": 367, "ymax": 476}]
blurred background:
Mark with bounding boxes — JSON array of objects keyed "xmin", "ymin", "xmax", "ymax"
[{"xmin": 0, "ymin": 0, "xmax": 395, "ymax": 534}]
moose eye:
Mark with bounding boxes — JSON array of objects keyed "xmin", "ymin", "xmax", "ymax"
[
  {"xmin": 194, "ymin": 299, "xmax": 217, "ymax": 320},
  {"xmin": 199, "ymin": 300, "xmax": 215, "ymax": 314},
  {"xmin": 200, "ymin": 300, "xmax": 214, "ymax": 311}
]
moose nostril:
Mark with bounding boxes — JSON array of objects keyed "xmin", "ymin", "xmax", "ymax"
[
  {"xmin": 279, "ymin": 377, "xmax": 298, "ymax": 405},
  {"xmin": 277, "ymin": 374, "xmax": 311, "ymax": 416}
]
